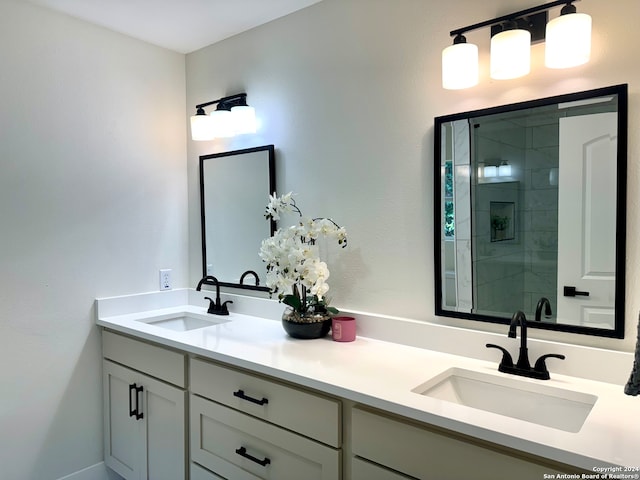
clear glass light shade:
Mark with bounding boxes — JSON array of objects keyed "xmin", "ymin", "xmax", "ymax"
[
  {"xmin": 190, "ymin": 114, "xmax": 215, "ymax": 141},
  {"xmin": 498, "ymin": 163, "xmax": 512, "ymax": 177},
  {"xmin": 484, "ymin": 165, "xmax": 498, "ymax": 177},
  {"xmin": 490, "ymin": 29, "xmax": 531, "ymax": 80},
  {"xmin": 231, "ymin": 105, "xmax": 257, "ymax": 134},
  {"xmin": 210, "ymin": 110, "xmax": 234, "ymax": 138},
  {"xmin": 442, "ymin": 42, "xmax": 479, "ymax": 90},
  {"xmin": 545, "ymin": 12, "xmax": 592, "ymax": 69}
]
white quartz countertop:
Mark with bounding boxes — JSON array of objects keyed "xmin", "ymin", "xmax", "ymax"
[{"xmin": 97, "ymin": 303, "xmax": 640, "ymax": 472}]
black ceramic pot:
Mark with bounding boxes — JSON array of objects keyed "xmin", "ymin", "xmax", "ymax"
[{"xmin": 281, "ymin": 308, "xmax": 331, "ymax": 339}]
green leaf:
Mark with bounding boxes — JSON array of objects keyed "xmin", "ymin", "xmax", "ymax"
[
  {"xmin": 326, "ymin": 306, "xmax": 339, "ymax": 315},
  {"xmin": 282, "ymin": 294, "xmax": 302, "ymax": 312}
]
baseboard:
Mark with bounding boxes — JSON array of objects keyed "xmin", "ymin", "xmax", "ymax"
[{"xmin": 57, "ymin": 462, "xmax": 122, "ymax": 480}]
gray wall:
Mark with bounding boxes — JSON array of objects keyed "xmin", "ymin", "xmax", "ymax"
[
  {"xmin": 0, "ymin": 2, "xmax": 186, "ymax": 478},
  {"xmin": 2, "ymin": 0, "xmax": 640, "ymax": 478},
  {"xmin": 186, "ymin": 0, "xmax": 640, "ymax": 352}
]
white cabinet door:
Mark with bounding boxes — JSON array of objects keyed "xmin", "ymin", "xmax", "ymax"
[
  {"xmin": 142, "ymin": 372, "xmax": 187, "ymax": 480},
  {"xmin": 103, "ymin": 360, "xmax": 186, "ymax": 480},
  {"xmin": 104, "ymin": 360, "xmax": 143, "ymax": 480}
]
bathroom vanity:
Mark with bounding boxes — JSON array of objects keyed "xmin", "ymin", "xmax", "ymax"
[{"xmin": 97, "ymin": 290, "xmax": 640, "ymax": 479}]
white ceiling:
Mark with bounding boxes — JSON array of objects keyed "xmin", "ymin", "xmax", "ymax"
[{"xmin": 22, "ymin": 0, "xmax": 323, "ymax": 54}]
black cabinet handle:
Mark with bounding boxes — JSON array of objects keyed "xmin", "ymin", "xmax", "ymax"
[
  {"xmin": 235, "ymin": 446, "xmax": 271, "ymax": 467},
  {"xmin": 563, "ymin": 286, "xmax": 590, "ymax": 297},
  {"xmin": 128, "ymin": 383, "xmax": 136, "ymax": 418},
  {"xmin": 134, "ymin": 384, "xmax": 144, "ymax": 420},
  {"xmin": 233, "ymin": 389, "xmax": 269, "ymax": 406}
]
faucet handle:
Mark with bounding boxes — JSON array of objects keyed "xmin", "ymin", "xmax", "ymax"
[
  {"xmin": 219, "ymin": 300, "xmax": 233, "ymax": 316},
  {"xmin": 204, "ymin": 296, "xmax": 217, "ymax": 314},
  {"xmin": 533, "ymin": 353, "xmax": 566, "ymax": 380},
  {"xmin": 204, "ymin": 297, "xmax": 233, "ymax": 315},
  {"xmin": 486, "ymin": 343, "xmax": 514, "ymax": 369}
]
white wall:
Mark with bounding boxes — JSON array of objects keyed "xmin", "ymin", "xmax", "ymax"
[
  {"xmin": 1, "ymin": 0, "xmax": 636, "ymax": 477},
  {"xmin": 0, "ymin": 2, "xmax": 187, "ymax": 479},
  {"xmin": 186, "ymin": 0, "xmax": 640, "ymax": 352}
]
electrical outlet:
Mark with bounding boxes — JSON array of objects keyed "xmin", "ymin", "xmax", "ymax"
[{"xmin": 159, "ymin": 269, "xmax": 172, "ymax": 290}]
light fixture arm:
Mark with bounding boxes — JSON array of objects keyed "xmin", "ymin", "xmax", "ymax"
[
  {"xmin": 449, "ymin": 0, "xmax": 580, "ymax": 38},
  {"xmin": 190, "ymin": 92, "xmax": 256, "ymax": 140},
  {"xmin": 195, "ymin": 93, "xmax": 248, "ymax": 112}
]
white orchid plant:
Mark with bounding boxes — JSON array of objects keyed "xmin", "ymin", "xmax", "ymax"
[{"xmin": 260, "ymin": 192, "xmax": 347, "ymax": 316}]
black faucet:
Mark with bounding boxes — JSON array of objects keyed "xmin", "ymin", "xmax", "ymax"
[
  {"xmin": 535, "ymin": 297, "xmax": 553, "ymax": 322},
  {"xmin": 196, "ymin": 275, "xmax": 216, "ymax": 291},
  {"xmin": 196, "ymin": 275, "xmax": 233, "ymax": 316},
  {"xmin": 486, "ymin": 310, "xmax": 565, "ymax": 380},
  {"xmin": 509, "ymin": 310, "xmax": 531, "ymax": 370}
]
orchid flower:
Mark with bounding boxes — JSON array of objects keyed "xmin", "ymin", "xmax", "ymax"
[{"xmin": 259, "ymin": 192, "xmax": 347, "ymax": 314}]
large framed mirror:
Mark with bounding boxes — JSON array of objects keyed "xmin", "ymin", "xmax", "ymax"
[
  {"xmin": 434, "ymin": 85, "xmax": 627, "ymax": 338},
  {"xmin": 200, "ymin": 145, "xmax": 275, "ymax": 291}
]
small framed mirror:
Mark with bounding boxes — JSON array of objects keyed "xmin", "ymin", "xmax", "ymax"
[
  {"xmin": 200, "ymin": 145, "xmax": 275, "ymax": 291},
  {"xmin": 434, "ymin": 85, "xmax": 627, "ymax": 338}
]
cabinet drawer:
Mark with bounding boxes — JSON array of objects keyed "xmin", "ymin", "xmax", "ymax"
[
  {"xmin": 352, "ymin": 406, "xmax": 554, "ymax": 480},
  {"xmin": 191, "ymin": 358, "xmax": 340, "ymax": 447},
  {"xmin": 102, "ymin": 330, "xmax": 186, "ymax": 387},
  {"xmin": 190, "ymin": 394, "xmax": 340, "ymax": 480},
  {"xmin": 191, "ymin": 462, "xmax": 227, "ymax": 480},
  {"xmin": 352, "ymin": 457, "xmax": 414, "ymax": 480}
]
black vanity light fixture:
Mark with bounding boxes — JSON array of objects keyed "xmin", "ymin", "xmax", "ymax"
[
  {"xmin": 190, "ymin": 93, "xmax": 257, "ymax": 141},
  {"xmin": 442, "ymin": 0, "xmax": 592, "ymax": 90}
]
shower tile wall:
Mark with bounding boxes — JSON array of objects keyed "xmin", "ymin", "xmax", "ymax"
[
  {"xmin": 473, "ymin": 181, "xmax": 524, "ymax": 315},
  {"xmin": 523, "ymin": 120, "xmax": 559, "ymax": 318},
  {"xmin": 472, "ymin": 117, "xmax": 559, "ymax": 318},
  {"xmin": 473, "ymin": 122, "xmax": 526, "ymax": 316}
]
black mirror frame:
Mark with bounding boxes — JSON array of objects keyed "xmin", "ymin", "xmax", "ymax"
[
  {"xmin": 199, "ymin": 144, "xmax": 276, "ymax": 292},
  {"xmin": 433, "ymin": 85, "xmax": 628, "ymax": 339}
]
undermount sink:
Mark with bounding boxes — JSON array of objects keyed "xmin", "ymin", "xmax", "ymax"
[
  {"xmin": 412, "ymin": 367, "xmax": 597, "ymax": 433},
  {"xmin": 137, "ymin": 312, "xmax": 229, "ymax": 332}
]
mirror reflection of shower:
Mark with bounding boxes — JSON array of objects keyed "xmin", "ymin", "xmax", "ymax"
[
  {"xmin": 470, "ymin": 108, "xmax": 560, "ymax": 321},
  {"xmin": 438, "ymin": 87, "xmax": 623, "ymax": 335}
]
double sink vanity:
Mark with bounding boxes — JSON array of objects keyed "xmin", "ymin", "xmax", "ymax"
[
  {"xmin": 96, "ymin": 288, "xmax": 640, "ymax": 480},
  {"xmin": 169, "ymin": 84, "xmax": 634, "ymax": 478}
]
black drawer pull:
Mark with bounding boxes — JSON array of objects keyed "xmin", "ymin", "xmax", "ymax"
[
  {"xmin": 233, "ymin": 389, "xmax": 269, "ymax": 406},
  {"xmin": 235, "ymin": 446, "xmax": 271, "ymax": 467},
  {"xmin": 129, "ymin": 383, "xmax": 137, "ymax": 418},
  {"xmin": 134, "ymin": 384, "xmax": 144, "ymax": 420},
  {"xmin": 563, "ymin": 286, "xmax": 590, "ymax": 297}
]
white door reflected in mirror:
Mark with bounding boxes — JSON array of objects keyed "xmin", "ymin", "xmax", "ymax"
[{"xmin": 557, "ymin": 113, "xmax": 617, "ymax": 328}]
